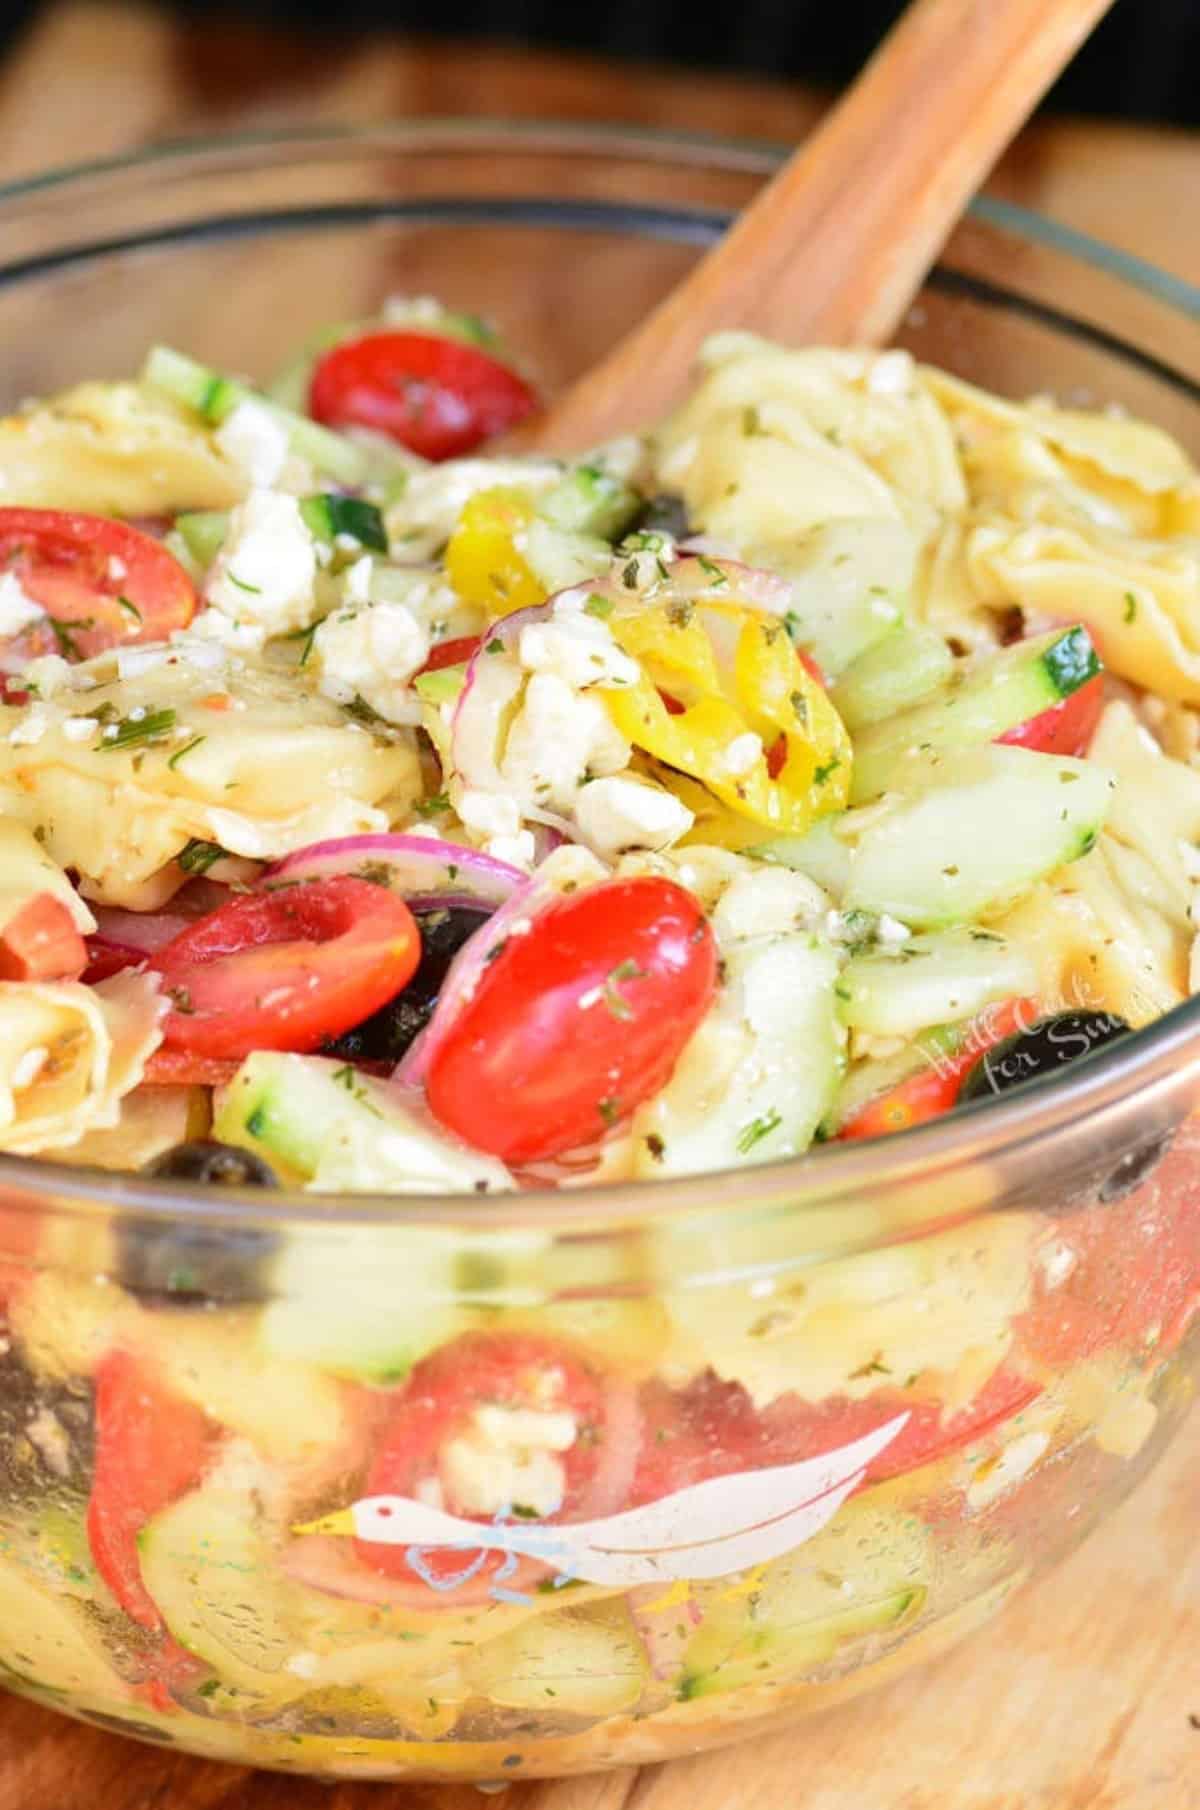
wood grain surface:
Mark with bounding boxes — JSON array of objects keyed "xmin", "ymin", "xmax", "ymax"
[{"xmin": 0, "ymin": 8, "xmax": 1195, "ymax": 1806}]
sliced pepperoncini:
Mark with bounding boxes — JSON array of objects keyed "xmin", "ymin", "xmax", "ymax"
[
  {"xmin": 602, "ymin": 599, "xmax": 852, "ymax": 836},
  {"xmin": 444, "ymin": 487, "xmax": 543, "ymax": 618}
]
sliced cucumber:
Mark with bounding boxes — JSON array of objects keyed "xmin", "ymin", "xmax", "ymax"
[
  {"xmin": 413, "ymin": 663, "xmax": 467, "ymax": 707},
  {"xmin": 298, "ymin": 493, "xmax": 388, "ymax": 552},
  {"xmin": 837, "ymin": 928, "xmax": 1037, "ymax": 1038},
  {"xmin": 214, "ymin": 1051, "xmax": 510, "ymax": 1194},
  {"xmin": 749, "ymin": 818, "xmax": 852, "ymax": 898},
  {"xmin": 466, "ymin": 1601, "xmax": 648, "ymax": 1717},
  {"xmin": 632, "ymin": 931, "xmax": 842, "ymax": 1176},
  {"xmin": 832, "ymin": 621, "xmax": 953, "ymax": 731},
  {"xmin": 850, "ymin": 624, "xmax": 1101, "ymax": 803},
  {"xmin": 142, "ymin": 345, "xmax": 369, "ymax": 487},
  {"xmin": 679, "ymin": 1501, "xmax": 930, "ymax": 1700},
  {"xmin": 522, "ymin": 516, "xmax": 611, "ymax": 594},
  {"xmin": 538, "ymin": 465, "xmax": 642, "ymax": 542},
  {"xmin": 174, "ymin": 508, "xmax": 229, "ymax": 569},
  {"xmin": 843, "ymin": 745, "xmax": 1114, "ymax": 929},
  {"xmin": 0, "ymin": 1551, "xmax": 127, "ymax": 1699},
  {"xmin": 762, "ymin": 517, "xmax": 911, "ymax": 677}
]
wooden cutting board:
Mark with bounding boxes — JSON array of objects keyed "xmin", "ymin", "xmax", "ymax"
[{"xmin": 0, "ymin": 8, "xmax": 1196, "ymax": 1804}]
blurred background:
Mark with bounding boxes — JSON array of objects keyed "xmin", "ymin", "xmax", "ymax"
[{"xmin": 0, "ymin": 0, "xmax": 1195, "ymax": 283}]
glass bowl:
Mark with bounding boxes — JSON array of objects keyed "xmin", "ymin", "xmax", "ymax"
[{"xmin": 0, "ymin": 123, "xmax": 1197, "ymax": 1785}]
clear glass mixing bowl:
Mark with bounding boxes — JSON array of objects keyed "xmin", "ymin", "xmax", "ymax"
[{"xmin": 0, "ymin": 123, "xmax": 1196, "ymax": 1784}]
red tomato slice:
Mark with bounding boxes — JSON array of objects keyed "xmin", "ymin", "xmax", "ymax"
[
  {"xmin": 997, "ymin": 672, "xmax": 1104, "ymax": 757},
  {"xmin": 309, "ymin": 331, "xmax": 539, "ymax": 461},
  {"xmin": 150, "ymin": 877, "xmax": 420, "ymax": 1058},
  {"xmin": 633, "ymin": 1364, "xmax": 1041, "ymax": 1506},
  {"xmin": 86, "ymin": 1351, "xmax": 214, "ymax": 1631},
  {"xmin": 418, "ymin": 635, "xmax": 482, "ymax": 675},
  {"xmin": 0, "ymin": 509, "xmax": 196, "ymax": 664},
  {"xmin": 426, "ymin": 877, "xmax": 717, "ymax": 1162},
  {"xmin": 839, "ymin": 997, "xmax": 1039, "ymax": 1141},
  {"xmin": 1017, "ymin": 1127, "xmax": 1200, "ymax": 1368},
  {"xmin": 357, "ymin": 1332, "xmax": 618, "ymax": 1589},
  {"xmin": 0, "ymin": 893, "xmax": 86, "ymax": 981}
]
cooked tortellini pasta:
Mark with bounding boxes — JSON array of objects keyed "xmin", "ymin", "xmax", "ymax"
[{"xmin": 0, "ymin": 970, "xmax": 163, "ymax": 1155}]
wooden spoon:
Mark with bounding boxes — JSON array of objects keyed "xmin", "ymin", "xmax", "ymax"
[{"xmin": 523, "ymin": 0, "xmax": 1115, "ymax": 451}]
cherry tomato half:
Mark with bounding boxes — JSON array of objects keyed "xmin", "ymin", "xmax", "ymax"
[
  {"xmin": 838, "ymin": 997, "xmax": 1039, "ymax": 1141},
  {"xmin": 309, "ymin": 331, "xmax": 539, "ymax": 462},
  {"xmin": 150, "ymin": 876, "xmax": 420, "ymax": 1058},
  {"xmin": 87, "ymin": 1351, "xmax": 214, "ymax": 1631},
  {"xmin": 357, "ymin": 1331, "xmax": 615, "ymax": 1587},
  {"xmin": 0, "ymin": 509, "xmax": 196, "ymax": 663},
  {"xmin": 998, "ymin": 672, "xmax": 1104, "ymax": 758},
  {"xmin": 426, "ymin": 877, "xmax": 718, "ymax": 1162},
  {"xmin": 0, "ymin": 893, "xmax": 86, "ymax": 981}
]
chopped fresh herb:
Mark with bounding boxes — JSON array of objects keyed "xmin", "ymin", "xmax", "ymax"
[
  {"xmin": 812, "ymin": 756, "xmax": 842, "ymax": 786},
  {"xmin": 695, "ymin": 555, "xmax": 728, "ymax": 587},
  {"xmin": 226, "ymin": 572, "xmax": 262, "ymax": 595},
  {"xmin": 485, "ymin": 637, "xmax": 504, "ymax": 655},
  {"xmin": 942, "ymin": 863, "xmax": 960, "ymax": 877},
  {"xmin": 833, "ymin": 983, "xmax": 852, "ymax": 1002},
  {"xmin": 177, "ymin": 838, "xmax": 225, "ymax": 875},
  {"xmin": 1124, "ymin": 591, "xmax": 1138, "ymax": 624},
  {"xmin": 483, "ymin": 938, "xmax": 510, "ymax": 966},
  {"xmin": 737, "ymin": 1109, "xmax": 782, "ymax": 1154},
  {"xmin": 742, "ymin": 404, "xmax": 764, "ymax": 436},
  {"xmin": 789, "ymin": 690, "xmax": 810, "ymax": 729},
  {"xmin": 849, "ymin": 1355, "xmax": 892, "ymax": 1380},
  {"xmin": 621, "ymin": 558, "xmax": 641, "ymax": 590},
  {"xmin": 645, "ymin": 1132, "xmax": 666, "ymax": 1162},
  {"xmin": 782, "ymin": 610, "xmax": 802, "ymax": 644},
  {"xmin": 597, "ymin": 1095, "xmax": 621, "ymax": 1127},
  {"xmin": 342, "ymin": 694, "xmax": 386, "ymax": 727},
  {"xmin": 167, "ymin": 734, "xmax": 206, "ymax": 770},
  {"xmin": 49, "ymin": 618, "xmax": 92, "ymax": 659},
  {"xmin": 602, "ymin": 958, "xmax": 648, "ymax": 1021},
  {"xmin": 167, "ymin": 986, "xmax": 195, "ymax": 1015},
  {"xmin": 414, "ymin": 791, "xmax": 450, "ymax": 818},
  {"xmin": 665, "ymin": 597, "xmax": 694, "ymax": 628},
  {"xmin": 584, "ymin": 593, "xmax": 614, "ymax": 619},
  {"xmin": 98, "ymin": 707, "xmax": 178, "ymax": 752},
  {"xmin": 115, "ymin": 594, "xmax": 142, "ymax": 623},
  {"xmin": 510, "ymin": 1503, "xmax": 541, "ymax": 1520},
  {"xmin": 969, "ymin": 929, "xmax": 1003, "ymax": 942}
]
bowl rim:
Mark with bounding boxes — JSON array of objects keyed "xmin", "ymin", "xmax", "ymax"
[{"xmin": 1, "ymin": 118, "xmax": 1199, "ymax": 1232}]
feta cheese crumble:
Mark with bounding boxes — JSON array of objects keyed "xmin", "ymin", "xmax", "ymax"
[
  {"xmin": 575, "ymin": 775, "xmax": 694, "ymax": 858},
  {"xmin": 313, "ymin": 601, "xmax": 430, "ymax": 725},
  {"xmin": 0, "ymin": 571, "xmax": 46, "ymax": 638},
  {"xmin": 518, "ymin": 604, "xmax": 639, "ymax": 690},
  {"xmin": 215, "ymin": 399, "xmax": 291, "ymax": 489},
  {"xmin": 205, "ymin": 489, "xmax": 317, "ymax": 637}
]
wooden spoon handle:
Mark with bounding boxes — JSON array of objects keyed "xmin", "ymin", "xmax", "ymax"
[{"xmin": 528, "ymin": 0, "xmax": 1114, "ymax": 451}]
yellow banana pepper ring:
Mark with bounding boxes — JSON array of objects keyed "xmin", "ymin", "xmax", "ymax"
[
  {"xmin": 444, "ymin": 487, "xmax": 544, "ymax": 618},
  {"xmin": 603, "ymin": 601, "xmax": 852, "ymax": 835}
]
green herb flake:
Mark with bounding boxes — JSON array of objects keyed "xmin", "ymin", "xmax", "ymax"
[
  {"xmin": 116, "ymin": 594, "xmax": 142, "ymax": 623},
  {"xmin": 742, "ymin": 404, "xmax": 764, "ymax": 437},
  {"xmin": 813, "ymin": 756, "xmax": 842, "ymax": 786},
  {"xmin": 789, "ymin": 689, "xmax": 809, "ymax": 728},
  {"xmin": 176, "ymin": 838, "xmax": 225, "ymax": 875},
  {"xmin": 695, "ymin": 555, "xmax": 728, "ymax": 588},
  {"xmin": 98, "ymin": 707, "xmax": 178, "ymax": 753},
  {"xmin": 644, "ymin": 1132, "xmax": 666, "ymax": 1162},
  {"xmin": 167, "ymin": 734, "xmax": 206, "ymax": 771},
  {"xmin": 1124, "ymin": 592, "xmax": 1138, "ymax": 624},
  {"xmin": 597, "ymin": 1095, "xmax": 621, "ymax": 1127},
  {"xmin": 584, "ymin": 593, "xmax": 614, "ymax": 619},
  {"xmin": 602, "ymin": 958, "xmax": 648, "ymax": 1022},
  {"xmin": 485, "ymin": 638, "xmax": 504, "ymax": 655},
  {"xmin": 737, "ymin": 1109, "xmax": 782, "ymax": 1154},
  {"xmin": 414, "ymin": 792, "xmax": 450, "ymax": 819},
  {"xmin": 226, "ymin": 572, "xmax": 262, "ymax": 595}
]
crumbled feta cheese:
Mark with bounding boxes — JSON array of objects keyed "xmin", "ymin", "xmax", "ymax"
[
  {"xmin": 500, "ymin": 673, "xmax": 630, "ymax": 812},
  {"xmin": 519, "ymin": 609, "xmax": 639, "ymax": 690},
  {"xmin": 716, "ymin": 731, "xmax": 764, "ymax": 779},
  {"xmin": 385, "ymin": 457, "xmax": 561, "ymax": 559},
  {"xmin": 115, "ymin": 645, "xmax": 172, "ymax": 681},
  {"xmin": 458, "ymin": 789, "xmax": 522, "ymax": 839},
  {"xmin": 107, "ymin": 554, "xmax": 128, "ymax": 581},
  {"xmin": 876, "ymin": 912, "xmax": 911, "ymax": 947},
  {"xmin": 0, "ymin": 571, "xmax": 46, "ymax": 638},
  {"xmin": 11, "ymin": 1046, "xmax": 48, "ymax": 1090},
  {"xmin": 343, "ymin": 555, "xmax": 374, "ymax": 605},
  {"xmin": 61, "ymin": 716, "xmax": 99, "ymax": 743},
  {"xmin": 866, "ymin": 349, "xmax": 916, "ymax": 396},
  {"xmin": 205, "ymin": 489, "xmax": 317, "ymax": 637},
  {"xmin": 184, "ymin": 609, "xmax": 264, "ymax": 655},
  {"xmin": 8, "ymin": 707, "xmax": 48, "ymax": 746},
  {"xmin": 215, "ymin": 399, "xmax": 291, "ymax": 489},
  {"xmin": 313, "ymin": 601, "xmax": 429, "ymax": 725},
  {"xmin": 484, "ymin": 830, "xmax": 536, "ymax": 869},
  {"xmin": 574, "ymin": 775, "xmax": 694, "ymax": 858},
  {"xmin": 440, "ymin": 1404, "xmax": 577, "ymax": 1519}
]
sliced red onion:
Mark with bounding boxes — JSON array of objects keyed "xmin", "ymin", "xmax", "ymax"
[
  {"xmin": 260, "ymin": 834, "xmax": 525, "ymax": 906},
  {"xmin": 90, "ymin": 904, "xmax": 197, "ymax": 954},
  {"xmin": 449, "ymin": 605, "xmax": 550, "ymax": 794},
  {"xmin": 670, "ymin": 553, "xmax": 793, "ymax": 614}
]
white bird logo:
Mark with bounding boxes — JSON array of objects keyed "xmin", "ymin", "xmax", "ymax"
[{"xmin": 299, "ymin": 1412, "xmax": 908, "ymax": 1590}]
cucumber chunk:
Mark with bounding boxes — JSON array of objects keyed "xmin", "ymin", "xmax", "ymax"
[
  {"xmin": 466, "ymin": 1601, "xmax": 648, "ymax": 1717},
  {"xmin": 214, "ymin": 1051, "xmax": 510, "ymax": 1193},
  {"xmin": 749, "ymin": 818, "xmax": 852, "ymax": 898},
  {"xmin": 174, "ymin": 509, "xmax": 229, "ymax": 569},
  {"xmin": 679, "ymin": 1501, "xmax": 930, "ymax": 1699},
  {"xmin": 837, "ymin": 928, "xmax": 1037, "ymax": 1038},
  {"xmin": 298, "ymin": 493, "xmax": 388, "ymax": 552},
  {"xmin": 522, "ymin": 516, "xmax": 611, "ymax": 593},
  {"xmin": 850, "ymin": 624, "xmax": 1101, "ymax": 803},
  {"xmin": 142, "ymin": 345, "xmax": 369, "ymax": 487},
  {"xmin": 843, "ymin": 744, "xmax": 1114, "ymax": 928},
  {"xmin": 538, "ymin": 465, "xmax": 642, "ymax": 542},
  {"xmin": 831, "ymin": 621, "xmax": 953, "ymax": 730}
]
